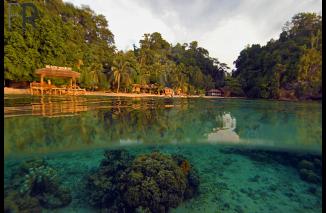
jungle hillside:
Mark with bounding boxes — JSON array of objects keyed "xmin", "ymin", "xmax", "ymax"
[{"xmin": 4, "ymin": 0, "xmax": 322, "ymax": 100}]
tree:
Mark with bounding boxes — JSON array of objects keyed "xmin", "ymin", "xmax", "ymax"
[
  {"xmin": 233, "ymin": 12, "xmax": 322, "ymax": 99},
  {"xmin": 4, "ymin": 0, "xmax": 115, "ymax": 89},
  {"xmin": 111, "ymin": 52, "xmax": 136, "ymax": 93},
  {"xmin": 4, "ymin": 1, "xmax": 230, "ymax": 94}
]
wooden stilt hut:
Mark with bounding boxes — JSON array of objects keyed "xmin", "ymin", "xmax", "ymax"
[
  {"xmin": 30, "ymin": 65, "xmax": 86, "ymax": 96},
  {"xmin": 131, "ymin": 84, "xmax": 159, "ymax": 94}
]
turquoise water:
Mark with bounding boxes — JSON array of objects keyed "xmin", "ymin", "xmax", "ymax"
[{"xmin": 4, "ymin": 95, "xmax": 322, "ymax": 212}]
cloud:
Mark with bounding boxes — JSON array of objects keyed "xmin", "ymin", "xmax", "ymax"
[
  {"xmin": 64, "ymin": 0, "xmax": 175, "ymax": 51},
  {"xmin": 138, "ymin": 0, "xmax": 241, "ymax": 33},
  {"xmin": 200, "ymin": 15, "xmax": 263, "ymax": 68},
  {"xmin": 64, "ymin": 0, "xmax": 322, "ymax": 69}
]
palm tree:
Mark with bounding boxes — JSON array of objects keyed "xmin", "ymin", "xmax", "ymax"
[
  {"xmin": 88, "ymin": 64, "xmax": 105, "ymax": 90},
  {"xmin": 111, "ymin": 52, "xmax": 135, "ymax": 93}
]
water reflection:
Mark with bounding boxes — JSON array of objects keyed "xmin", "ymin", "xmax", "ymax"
[
  {"xmin": 119, "ymin": 139, "xmax": 142, "ymax": 145},
  {"xmin": 207, "ymin": 113, "xmax": 240, "ymax": 143},
  {"xmin": 33, "ymin": 96, "xmax": 88, "ymax": 117},
  {"xmin": 4, "ymin": 96, "xmax": 89, "ymax": 118},
  {"xmin": 4, "ymin": 95, "xmax": 322, "ymax": 157}
]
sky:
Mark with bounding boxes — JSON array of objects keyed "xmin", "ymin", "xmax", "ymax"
[{"xmin": 64, "ymin": 0, "xmax": 322, "ymax": 70}]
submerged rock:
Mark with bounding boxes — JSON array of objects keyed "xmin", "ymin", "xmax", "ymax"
[
  {"xmin": 37, "ymin": 185, "xmax": 72, "ymax": 209},
  {"xmin": 298, "ymin": 160, "xmax": 314, "ymax": 170},
  {"xmin": 297, "ymin": 158, "xmax": 322, "ymax": 184},
  {"xmin": 299, "ymin": 169, "xmax": 320, "ymax": 183},
  {"xmin": 86, "ymin": 149, "xmax": 134, "ymax": 208},
  {"xmin": 4, "ymin": 191, "xmax": 42, "ymax": 213},
  {"xmin": 120, "ymin": 152, "xmax": 188, "ymax": 212},
  {"xmin": 4, "ymin": 159, "xmax": 72, "ymax": 212},
  {"xmin": 86, "ymin": 149, "xmax": 200, "ymax": 212}
]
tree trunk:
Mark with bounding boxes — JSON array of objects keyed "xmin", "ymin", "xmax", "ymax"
[{"xmin": 116, "ymin": 75, "xmax": 120, "ymax": 93}]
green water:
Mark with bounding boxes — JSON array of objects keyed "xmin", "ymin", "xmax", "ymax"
[{"xmin": 4, "ymin": 95, "xmax": 322, "ymax": 212}]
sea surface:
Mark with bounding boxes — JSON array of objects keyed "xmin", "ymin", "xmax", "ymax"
[{"xmin": 4, "ymin": 95, "xmax": 322, "ymax": 212}]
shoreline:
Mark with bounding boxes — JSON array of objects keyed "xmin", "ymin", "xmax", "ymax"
[
  {"xmin": 3, "ymin": 87, "xmax": 238, "ymax": 99},
  {"xmin": 5, "ymin": 87, "xmax": 318, "ymax": 101}
]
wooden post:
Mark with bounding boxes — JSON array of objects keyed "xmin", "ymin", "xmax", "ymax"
[
  {"xmin": 73, "ymin": 96, "xmax": 76, "ymax": 112},
  {"xmin": 40, "ymin": 75, "xmax": 44, "ymax": 95},
  {"xmin": 70, "ymin": 78, "xmax": 73, "ymax": 88},
  {"xmin": 72, "ymin": 78, "xmax": 75, "ymax": 95},
  {"xmin": 49, "ymin": 96, "xmax": 53, "ymax": 116},
  {"xmin": 74, "ymin": 78, "xmax": 77, "ymax": 95},
  {"xmin": 30, "ymin": 83, "xmax": 33, "ymax": 95},
  {"xmin": 69, "ymin": 78, "xmax": 73, "ymax": 95},
  {"xmin": 41, "ymin": 96, "xmax": 45, "ymax": 116},
  {"xmin": 74, "ymin": 78, "xmax": 76, "ymax": 95}
]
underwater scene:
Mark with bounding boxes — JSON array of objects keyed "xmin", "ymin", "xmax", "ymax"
[{"xmin": 4, "ymin": 95, "xmax": 322, "ymax": 213}]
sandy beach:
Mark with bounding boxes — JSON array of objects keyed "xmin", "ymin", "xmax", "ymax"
[
  {"xmin": 3, "ymin": 87, "xmax": 202, "ymax": 98},
  {"xmin": 4, "ymin": 87, "xmax": 234, "ymax": 98},
  {"xmin": 85, "ymin": 91, "xmax": 202, "ymax": 98},
  {"xmin": 4, "ymin": 87, "xmax": 30, "ymax": 95}
]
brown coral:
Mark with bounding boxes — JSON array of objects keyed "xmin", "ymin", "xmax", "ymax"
[{"xmin": 180, "ymin": 160, "xmax": 191, "ymax": 175}]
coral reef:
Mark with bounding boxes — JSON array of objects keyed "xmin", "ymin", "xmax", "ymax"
[
  {"xmin": 172, "ymin": 154, "xmax": 200, "ymax": 199},
  {"xmin": 297, "ymin": 159, "xmax": 322, "ymax": 183},
  {"xmin": 4, "ymin": 159, "xmax": 72, "ymax": 212},
  {"xmin": 86, "ymin": 149, "xmax": 134, "ymax": 209},
  {"xmin": 120, "ymin": 152, "xmax": 187, "ymax": 212},
  {"xmin": 4, "ymin": 191, "xmax": 42, "ymax": 213},
  {"xmin": 86, "ymin": 149, "xmax": 200, "ymax": 212}
]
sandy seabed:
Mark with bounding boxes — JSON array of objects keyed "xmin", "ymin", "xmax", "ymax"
[{"xmin": 4, "ymin": 144, "xmax": 322, "ymax": 213}]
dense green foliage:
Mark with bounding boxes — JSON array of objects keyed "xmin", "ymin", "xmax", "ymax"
[
  {"xmin": 4, "ymin": 0, "xmax": 228, "ymax": 94},
  {"xmin": 4, "ymin": 0, "xmax": 115, "ymax": 89},
  {"xmin": 4, "ymin": 1, "xmax": 322, "ymax": 98},
  {"xmin": 233, "ymin": 13, "xmax": 322, "ymax": 99},
  {"xmin": 125, "ymin": 34, "xmax": 229, "ymax": 94}
]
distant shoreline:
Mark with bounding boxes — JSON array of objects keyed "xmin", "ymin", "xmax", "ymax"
[
  {"xmin": 4, "ymin": 87, "xmax": 247, "ymax": 99},
  {"xmin": 3, "ymin": 87, "xmax": 214, "ymax": 98},
  {"xmin": 5, "ymin": 87, "xmax": 318, "ymax": 101}
]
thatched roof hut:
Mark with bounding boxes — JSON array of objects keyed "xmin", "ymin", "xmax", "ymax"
[
  {"xmin": 132, "ymin": 84, "xmax": 159, "ymax": 94},
  {"xmin": 35, "ymin": 65, "xmax": 80, "ymax": 79},
  {"xmin": 31, "ymin": 65, "xmax": 85, "ymax": 95}
]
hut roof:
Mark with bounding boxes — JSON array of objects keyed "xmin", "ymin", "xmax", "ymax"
[
  {"xmin": 132, "ymin": 84, "xmax": 158, "ymax": 89},
  {"xmin": 207, "ymin": 89, "xmax": 222, "ymax": 92},
  {"xmin": 164, "ymin": 87, "xmax": 173, "ymax": 90},
  {"xmin": 35, "ymin": 66, "xmax": 80, "ymax": 78}
]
